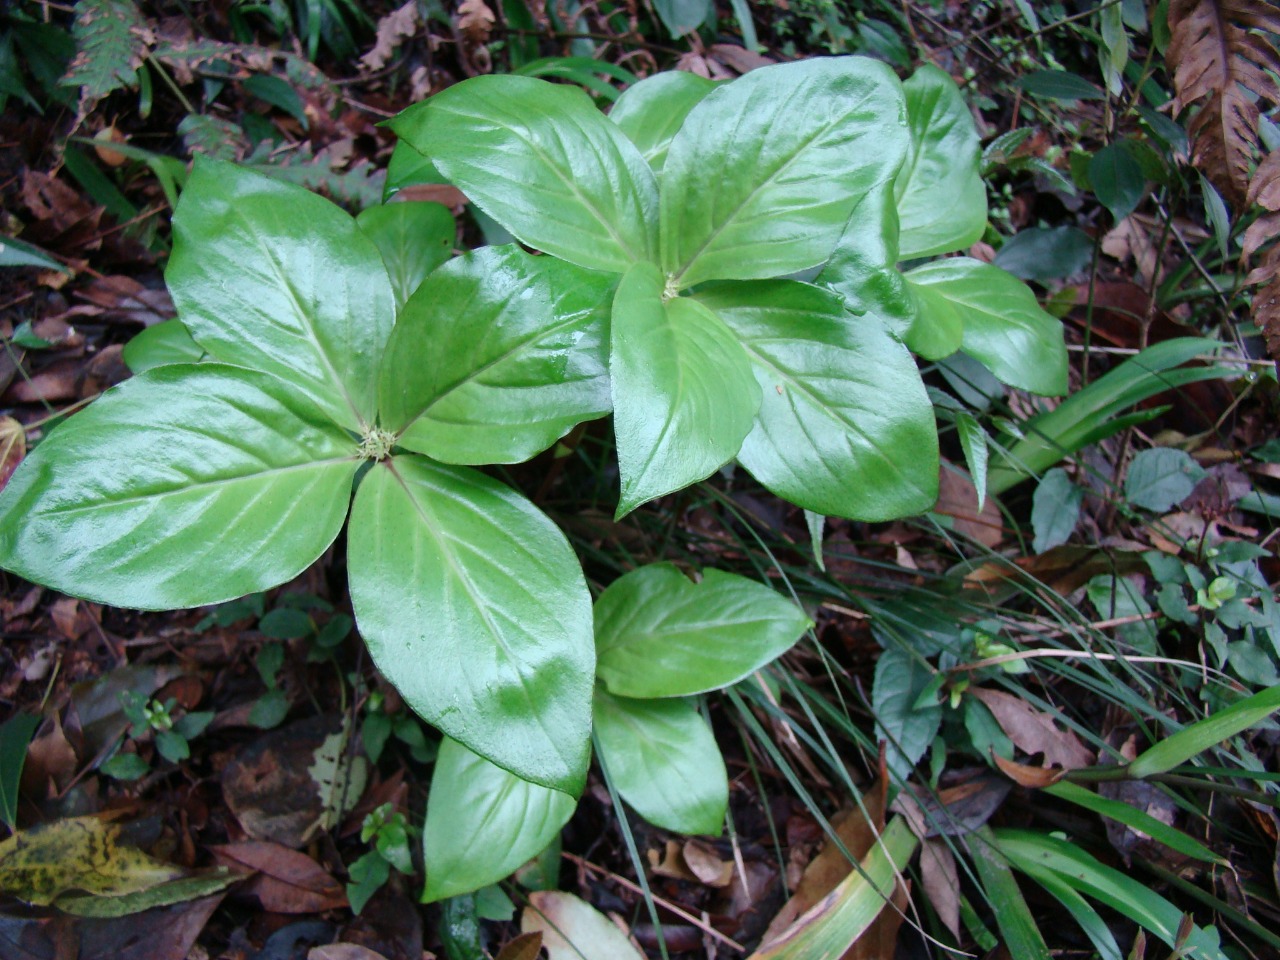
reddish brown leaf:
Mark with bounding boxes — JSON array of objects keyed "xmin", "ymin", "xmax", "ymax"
[
  {"xmin": 210, "ymin": 841, "xmax": 347, "ymax": 913},
  {"xmin": 992, "ymin": 751, "xmax": 1068, "ymax": 789},
  {"xmin": 0, "ymin": 417, "xmax": 25, "ymax": 492},
  {"xmin": 919, "ymin": 839, "xmax": 961, "ymax": 941},
  {"xmin": 970, "ymin": 687, "xmax": 1094, "ymax": 770},
  {"xmin": 494, "ymin": 932, "xmax": 543, "ymax": 960},
  {"xmin": 1255, "ymin": 270, "xmax": 1280, "ymax": 365},
  {"xmin": 360, "ymin": 1, "xmax": 418, "ymax": 72}
]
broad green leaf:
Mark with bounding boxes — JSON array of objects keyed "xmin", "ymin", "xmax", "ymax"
[
  {"xmin": 0, "ymin": 713, "xmax": 39, "ymax": 829},
  {"xmin": 1089, "ymin": 141, "xmax": 1145, "ymax": 221},
  {"xmin": 381, "ymin": 246, "xmax": 613, "ymax": 465},
  {"xmin": 661, "ymin": 57, "xmax": 908, "ymax": 288},
  {"xmin": 993, "ymin": 830, "xmax": 1228, "ymax": 959},
  {"xmin": 0, "ymin": 364, "xmax": 358, "ymax": 609},
  {"xmin": 422, "ymin": 738, "xmax": 575, "ymax": 903},
  {"xmin": 817, "ymin": 182, "xmax": 915, "ymax": 336},
  {"xmin": 749, "ymin": 817, "xmax": 919, "ymax": 960},
  {"xmin": 389, "ymin": 76, "xmax": 658, "ymax": 274},
  {"xmin": 871, "ymin": 645, "xmax": 941, "ymax": 780},
  {"xmin": 993, "ymin": 226, "xmax": 1094, "ymax": 282},
  {"xmin": 384, "ymin": 139, "xmax": 447, "ymax": 199},
  {"xmin": 1127, "ymin": 683, "xmax": 1280, "ymax": 779},
  {"xmin": 1124, "ymin": 447, "xmax": 1205, "ymax": 512},
  {"xmin": 522, "ymin": 891, "xmax": 646, "ymax": 960},
  {"xmin": 347, "ymin": 457, "xmax": 593, "ymax": 794},
  {"xmin": 594, "ymin": 563, "xmax": 810, "ymax": 698},
  {"xmin": 696, "ymin": 281, "xmax": 938, "ymax": 521},
  {"xmin": 610, "ymin": 262, "xmax": 760, "ymax": 516},
  {"xmin": 608, "ymin": 71, "xmax": 716, "ymax": 172},
  {"xmin": 895, "ymin": 64, "xmax": 987, "ymax": 259},
  {"xmin": 122, "ymin": 319, "xmax": 205, "ymax": 373},
  {"xmin": 168, "ymin": 158, "xmax": 396, "ymax": 431},
  {"xmin": 356, "ymin": 201, "xmax": 455, "ymax": 310},
  {"xmin": 593, "ymin": 690, "xmax": 727, "ymax": 835},
  {"xmin": 905, "ymin": 258, "xmax": 1068, "ymax": 395},
  {"xmin": 1031, "ymin": 467, "xmax": 1083, "ymax": 553}
]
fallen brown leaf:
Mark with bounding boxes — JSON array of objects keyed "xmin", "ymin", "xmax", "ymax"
[
  {"xmin": 211, "ymin": 840, "xmax": 347, "ymax": 913},
  {"xmin": 970, "ymin": 687, "xmax": 1094, "ymax": 770}
]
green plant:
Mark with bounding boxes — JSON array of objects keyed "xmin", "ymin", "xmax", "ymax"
[
  {"xmin": 102, "ymin": 691, "xmax": 213, "ymax": 778},
  {"xmin": 346, "ymin": 801, "xmax": 415, "ymax": 914},
  {"xmin": 0, "ymin": 54, "xmax": 1072, "ymax": 902}
]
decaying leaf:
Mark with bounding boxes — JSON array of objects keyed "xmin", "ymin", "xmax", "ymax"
[
  {"xmin": 919, "ymin": 839, "xmax": 961, "ymax": 941},
  {"xmin": 1166, "ymin": 0, "xmax": 1280, "ymax": 207},
  {"xmin": 62, "ymin": 0, "xmax": 151, "ymax": 117},
  {"xmin": 0, "ymin": 417, "xmax": 25, "ymax": 491},
  {"xmin": 457, "ymin": 0, "xmax": 496, "ymax": 43},
  {"xmin": 56, "ymin": 871, "xmax": 238, "ymax": 916},
  {"xmin": 361, "ymin": 1, "xmax": 420, "ymax": 72},
  {"xmin": 0, "ymin": 815, "xmax": 184, "ymax": 906},
  {"xmin": 970, "ymin": 687, "xmax": 1094, "ymax": 770},
  {"xmin": 493, "ymin": 932, "xmax": 543, "ymax": 960},
  {"xmin": 211, "ymin": 840, "xmax": 348, "ymax": 913},
  {"xmin": 992, "ymin": 751, "xmax": 1069, "ymax": 788},
  {"xmin": 521, "ymin": 891, "xmax": 645, "ymax": 960}
]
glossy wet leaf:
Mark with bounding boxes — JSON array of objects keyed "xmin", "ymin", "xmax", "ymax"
[
  {"xmin": 895, "ymin": 64, "xmax": 987, "ymax": 259},
  {"xmin": 381, "ymin": 246, "xmax": 613, "ymax": 465},
  {"xmin": 905, "ymin": 258, "xmax": 1068, "ymax": 395},
  {"xmin": 593, "ymin": 690, "xmax": 727, "ymax": 835},
  {"xmin": 661, "ymin": 56, "xmax": 908, "ymax": 288},
  {"xmin": 389, "ymin": 75, "xmax": 658, "ymax": 274},
  {"xmin": 1090, "ymin": 141, "xmax": 1145, "ymax": 221},
  {"xmin": 817, "ymin": 183, "xmax": 915, "ymax": 336},
  {"xmin": 356, "ymin": 201, "xmax": 455, "ymax": 310},
  {"xmin": 610, "ymin": 262, "xmax": 760, "ymax": 516},
  {"xmin": 608, "ymin": 71, "xmax": 716, "ymax": 172},
  {"xmin": 0, "ymin": 365, "xmax": 359, "ymax": 609},
  {"xmin": 594, "ymin": 563, "xmax": 810, "ymax": 698},
  {"xmin": 422, "ymin": 738, "xmax": 575, "ymax": 903},
  {"xmin": 121, "ymin": 319, "xmax": 205, "ymax": 373},
  {"xmin": 698, "ymin": 280, "xmax": 938, "ymax": 521},
  {"xmin": 168, "ymin": 158, "xmax": 395, "ymax": 431},
  {"xmin": 347, "ymin": 457, "xmax": 593, "ymax": 794}
]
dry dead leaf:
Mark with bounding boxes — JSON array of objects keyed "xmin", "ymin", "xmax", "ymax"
[
  {"xmin": 970, "ymin": 687, "xmax": 1094, "ymax": 770},
  {"xmin": 493, "ymin": 932, "xmax": 543, "ymax": 960},
  {"xmin": 522, "ymin": 891, "xmax": 644, "ymax": 960},
  {"xmin": 1102, "ymin": 216, "xmax": 1164, "ymax": 287},
  {"xmin": 992, "ymin": 751, "xmax": 1068, "ymax": 788},
  {"xmin": 361, "ymin": 1, "xmax": 419, "ymax": 72},
  {"xmin": 309, "ymin": 945, "xmax": 391, "ymax": 960},
  {"xmin": 935, "ymin": 464, "xmax": 1004, "ymax": 548},
  {"xmin": 919, "ymin": 839, "xmax": 961, "ymax": 941},
  {"xmin": 682, "ymin": 839, "xmax": 734, "ymax": 888},
  {"xmin": 457, "ymin": 0, "xmax": 496, "ymax": 43},
  {"xmin": 0, "ymin": 417, "xmax": 25, "ymax": 491},
  {"xmin": 211, "ymin": 841, "xmax": 347, "ymax": 913}
]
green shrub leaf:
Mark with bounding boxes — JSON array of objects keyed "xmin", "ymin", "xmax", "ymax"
[
  {"xmin": 389, "ymin": 76, "xmax": 659, "ymax": 274},
  {"xmin": 661, "ymin": 56, "xmax": 908, "ymax": 288},
  {"xmin": 1031, "ymin": 467, "xmax": 1083, "ymax": 553},
  {"xmin": 356, "ymin": 201, "xmax": 455, "ymax": 310},
  {"xmin": 594, "ymin": 564, "xmax": 810, "ymax": 698},
  {"xmin": 168, "ymin": 158, "xmax": 396, "ymax": 431},
  {"xmin": 905, "ymin": 258, "xmax": 1068, "ymax": 395},
  {"xmin": 698, "ymin": 280, "xmax": 938, "ymax": 520},
  {"xmin": 608, "ymin": 71, "xmax": 717, "ymax": 172},
  {"xmin": 610, "ymin": 263, "xmax": 760, "ymax": 516},
  {"xmin": 895, "ymin": 64, "xmax": 987, "ymax": 259},
  {"xmin": 381, "ymin": 246, "xmax": 613, "ymax": 465},
  {"xmin": 1124, "ymin": 447, "xmax": 1206, "ymax": 512},
  {"xmin": 0, "ymin": 364, "xmax": 358, "ymax": 609},
  {"xmin": 347, "ymin": 457, "xmax": 593, "ymax": 794},
  {"xmin": 422, "ymin": 738, "xmax": 575, "ymax": 903},
  {"xmin": 871, "ymin": 645, "xmax": 942, "ymax": 780},
  {"xmin": 593, "ymin": 690, "xmax": 727, "ymax": 835}
]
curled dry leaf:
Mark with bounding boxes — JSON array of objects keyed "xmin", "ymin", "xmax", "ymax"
[
  {"xmin": 0, "ymin": 417, "xmax": 25, "ymax": 491},
  {"xmin": 457, "ymin": 0, "xmax": 495, "ymax": 43},
  {"xmin": 970, "ymin": 687, "xmax": 1094, "ymax": 770},
  {"xmin": 992, "ymin": 751, "xmax": 1068, "ymax": 789},
  {"xmin": 211, "ymin": 840, "xmax": 347, "ymax": 913},
  {"xmin": 361, "ymin": 1, "xmax": 419, "ymax": 72}
]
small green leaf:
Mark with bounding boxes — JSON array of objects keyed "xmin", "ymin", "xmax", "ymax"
[
  {"xmin": 101, "ymin": 752, "xmax": 150, "ymax": 781},
  {"xmin": 871, "ymin": 645, "xmax": 942, "ymax": 780},
  {"xmin": 895, "ymin": 64, "xmax": 987, "ymax": 259},
  {"xmin": 1031, "ymin": 468, "xmax": 1083, "ymax": 553},
  {"xmin": 423, "ymin": 738, "xmax": 575, "ymax": 903},
  {"xmin": 594, "ymin": 564, "xmax": 811, "ymax": 698},
  {"xmin": 258, "ymin": 608, "xmax": 314, "ymax": 640},
  {"xmin": 0, "ymin": 365, "xmax": 359, "ymax": 610},
  {"xmin": 905, "ymin": 258, "xmax": 1068, "ymax": 395},
  {"xmin": 609, "ymin": 71, "xmax": 717, "ymax": 171},
  {"xmin": 593, "ymin": 691, "xmax": 727, "ymax": 835},
  {"xmin": 389, "ymin": 75, "xmax": 659, "ymax": 274},
  {"xmin": 381, "ymin": 246, "xmax": 613, "ymax": 465},
  {"xmin": 249, "ymin": 688, "xmax": 289, "ymax": 729},
  {"xmin": 1089, "ymin": 142, "xmax": 1145, "ymax": 221},
  {"xmin": 154, "ymin": 731, "xmax": 189, "ymax": 764},
  {"xmin": 356, "ymin": 201, "xmax": 455, "ymax": 310},
  {"xmin": 661, "ymin": 57, "xmax": 908, "ymax": 288},
  {"xmin": 1086, "ymin": 574, "xmax": 1157, "ymax": 653},
  {"xmin": 955, "ymin": 413, "xmax": 989, "ymax": 511},
  {"xmin": 0, "ymin": 236, "xmax": 67, "ymax": 272},
  {"xmin": 347, "ymin": 849, "xmax": 390, "ymax": 915},
  {"xmin": 652, "ymin": 0, "xmax": 710, "ymax": 38},
  {"xmin": 610, "ymin": 262, "xmax": 760, "ymax": 516},
  {"xmin": 348, "ymin": 457, "xmax": 594, "ymax": 794},
  {"xmin": 1125, "ymin": 447, "xmax": 1205, "ymax": 512}
]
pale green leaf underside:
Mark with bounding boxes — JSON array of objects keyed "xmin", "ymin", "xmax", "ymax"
[
  {"xmin": 895, "ymin": 64, "xmax": 987, "ymax": 259},
  {"xmin": 167, "ymin": 157, "xmax": 396, "ymax": 431},
  {"xmin": 347, "ymin": 457, "xmax": 594, "ymax": 794},
  {"xmin": 0, "ymin": 364, "xmax": 358, "ymax": 610},
  {"xmin": 905, "ymin": 258, "xmax": 1068, "ymax": 395},
  {"xmin": 610, "ymin": 262, "xmax": 760, "ymax": 517},
  {"xmin": 594, "ymin": 564, "xmax": 811, "ymax": 698},
  {"xmin": 593, "ymin": 690, "xmax": 727, "ymax": 835},
  {"xmin": 389, "ymin": 75, "xmax": 658, "ymax": 274},
  {"xmin": 697, "ymin": 281, "xmax": 939, "ymax": 521},
  {"xmin": 381, "ymin": 245, "xmax": 613, "ymax": 465},
  {"xmin": 423, "ymin": 737, "xmax": 575, "ymax": 902},
  {"xmin": 661, "ymin": 56, "xmax": 909, "ymax": 288},
  {"xmin": 608, "ymin": 71, "xmax": 717, "ymax": 172}
]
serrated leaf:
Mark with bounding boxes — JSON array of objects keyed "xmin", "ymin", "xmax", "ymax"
[
  {"xmin": 168, "ymin": 157, "xmax": 396, "ymax": 431},
  {"xmin": 593, "ymin": 690, "xmax": 727, "ymax": 835},
  {"xmin": 389, "ymin": 75, "xmax": 658, "ymax": 274},
  {"xmin": 423, "ymin": 738, "xmax": 575, "ymax": 902},
  {"xmin": 356, "ymin": 201, "xmax": 455, "ymax": 310},
  {"xmin": 871, "ymin": 646, "xmax": 941, "ymax": 780},
  {"xmin": 610, "ymin": 262, "xmax": 760, "ymax": 516},
  {"xmin": 594, "ymin": 563, "xmax": 810, "ymax": 698},
  {"xmin": 0, "ymin": 365, "xmax": 359, "ymax": 610},
  {"xmin": 1124, "ymin": 447, "xmax": 1206, "ymax": 512},
  {"xmin": 696, "ymin": 280, "xmax": 938, "ymax": 521},
  {"xmin": 381, "ymin": 246, "xmax": 613, "ymax": 465},
  {"xmin": 661, "ymin": 56, "xmax": 908, "ymax": 288},
  {"xmin": 905, "ymin": 258, "xmax": 1068, "ymax": 395},
  {"xmin": 1031, "ymin": 468, "xmax": 1083, "ymax": 553},
  {"xmin": 122, "ymin": 319, "xmax": 205, "ymax": 373},
  {"xmin": 347, "ymin": 457, "xmax": 593, "ymax": 794},
  {"xmin": 608, "ymin": 71, "xmax": 717, "ymax": 172},
  {"xmin": 895, "ymin": 64, "xmax": 987, "ymax": 259},
  {"xmin": 61, "ymin": 0, "xmax": 146, "ymax": 106}
]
